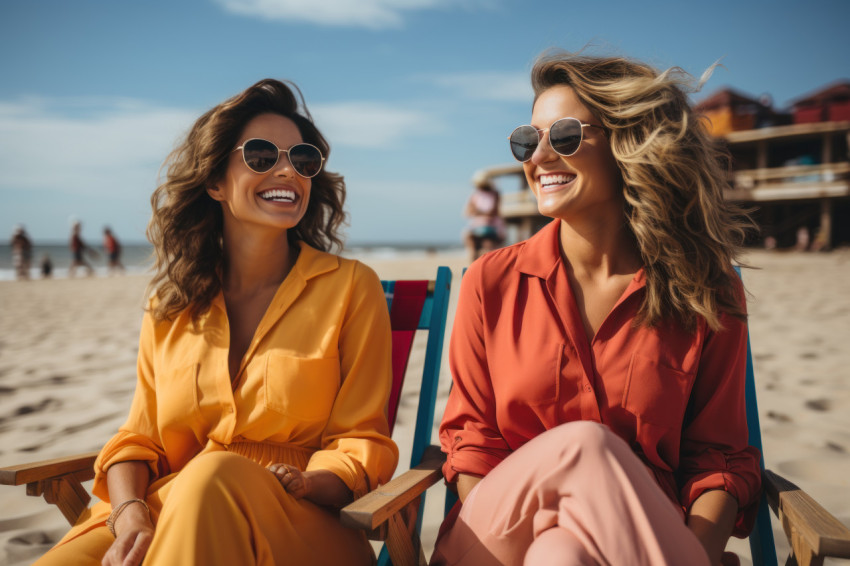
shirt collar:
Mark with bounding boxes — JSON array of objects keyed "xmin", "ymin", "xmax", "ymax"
[
  {"xmin": 514, "ymin": 219, "xmax": 563, "ymax": 279},
  {"xmin": 514, "ymin": 218, "xmax": 647, "ymax": 292},
  {"xmin": 292, "ymin": 240, "xmax": 339, "ymax": 282}
]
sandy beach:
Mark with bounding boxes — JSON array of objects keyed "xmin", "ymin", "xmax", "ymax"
[{"xmin": 1, "ymin": 249, "xmax": 848, "ymax": 565}]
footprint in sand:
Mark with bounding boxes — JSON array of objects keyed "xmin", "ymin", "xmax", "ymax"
[
  {"xmin": 805, "ymin": 399, "xmax": 831, "ymax": 412},
  {"xmin": 13, "ymin": 398, "xmax": 63, "ymax": 417},
  {"xmin": 766, "ymin": 410, "xmax": 792, "ymax": 423},
  {"xmin": 4, "ymin": 529, "xmax": 60, "ymax": 563}
]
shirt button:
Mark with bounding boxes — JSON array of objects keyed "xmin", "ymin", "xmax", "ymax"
[
  {"xmin": 584, "ymin": 384, "xmax": 592, "ymax": 393},
  {"xmin": 226, "ymin": 406, "xmax": 234, "ymax": 413}
]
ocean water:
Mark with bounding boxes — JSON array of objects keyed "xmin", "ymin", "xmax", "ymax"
[{"xmin": 0, "ymin": 242, "xmax": 463, "ymax": 281}]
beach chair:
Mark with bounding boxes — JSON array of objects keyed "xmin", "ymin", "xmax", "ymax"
[
  {"xmin": 0, "ymin": 267, "xmax": 454, "ymax": 563},
  {"xmin": 340, "ymin": 269, "xmax": 850, "ymax": 566}
]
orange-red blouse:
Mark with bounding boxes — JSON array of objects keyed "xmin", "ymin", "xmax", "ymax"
[{"xmin": 440, "ymin": 220, "xmax": 761, "ymax": 535}]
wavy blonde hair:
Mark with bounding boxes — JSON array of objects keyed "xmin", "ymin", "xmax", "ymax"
[
  {"xmin": 531, "ymin": 51, "xmax": 754, "ymax": 331},
  {"xmin": 147, "ymin": 79, "xmax": 346, "ymax": 321}
]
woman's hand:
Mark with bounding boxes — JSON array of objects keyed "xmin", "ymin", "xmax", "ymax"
[
  {"xmin": 103, "ymin": 461, "xmax": 153, "ymax": 566},
  {"xmin": 268, "ymin": 463, "xmax": 311, "ymax": 499},
  {"xmin": 267, "ymin": 464, "xmax": 354, "ymax": 507},
  {"xmin": 101, "ymin": 503, "xmax": 154, "ymax": 566}
]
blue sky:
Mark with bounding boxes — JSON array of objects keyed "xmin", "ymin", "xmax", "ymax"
[{"xmin": 1, "ymin": 0, "xmax": 848, "ymax": 246}]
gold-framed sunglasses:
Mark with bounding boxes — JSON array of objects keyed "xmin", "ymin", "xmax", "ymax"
[
  {"xmin": 233, "ymin": 138, "xmax": 325, "ymax": 178},
  {"xmin": 508, "ymin": 117, "xmax": 605, "ymax": 162}
]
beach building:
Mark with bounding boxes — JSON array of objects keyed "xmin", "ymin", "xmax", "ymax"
[{"xmin": 485, "ymin": 81, "xmax": 850, "ymax": 249}]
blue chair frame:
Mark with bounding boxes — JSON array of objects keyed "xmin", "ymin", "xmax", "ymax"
[{"xmin": 341, "ymin": 267, "xmax": 452, "ymax": 566}]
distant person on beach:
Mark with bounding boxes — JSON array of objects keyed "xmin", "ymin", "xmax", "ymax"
[
  {"xmin": 432, "ymin": 51, "xmax": 761, "ymax": 566},
  {"xmin": 102, "ymin": 226, "xmax": 125, "ymax": 274},
  {"xmin": 462, "ymin": 178, "xmax": 506, "ymax": 261},
  {"xmin": 40, "ymin": 253, "xmax": 53, "ymax": 278},
  {"xmin": 10, "ymin": 224, "xmax": 33, "ymax": 280},
  {"xmin": 68, "ymin": 221, "xmax": 96, "ymax": 277},
  {"xmin": 795, "ymin": 225, "xmax": 811, "ymax": 251},
  {"xmin": 35, "ymin": 79, "xmax": 397, "ymax": 566}
]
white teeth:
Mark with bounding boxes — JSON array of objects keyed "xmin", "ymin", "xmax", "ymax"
[
  {"xmin": 539, "ymin": 174, "xmax": 575, "ymax": 187},
  {"xmin": 259, "ymin": 189, "xmax": 296, "ymax": 202}
]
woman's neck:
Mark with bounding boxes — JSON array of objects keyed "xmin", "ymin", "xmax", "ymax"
[
  {"xmin": 221, "ymin": 227, "xmax": 296, "ymax": 295},
  {"xmin": 558, "ymin": 216, "xmax": 641, "ymax": 281}
]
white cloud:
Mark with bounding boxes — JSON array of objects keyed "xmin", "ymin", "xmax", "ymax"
[
  {"xmin": 0, "ymin": 97, "xmax": 442, "ymax": 200},
  {"xmin": 429, "ymin": 71, "xmax": 532, "ymax": 102},
  {"xmin": 310, "ymin": 102, "xmax": 442, "ymax": 149},
  {"xmin": 0, "ymin": 97, "xmax": 198, "ymax": 197},
  {"xmin": 213, "ymin": 0, "xmax": 453, "ymax": 29}
]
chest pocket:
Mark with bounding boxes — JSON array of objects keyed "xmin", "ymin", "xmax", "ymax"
[
  {"xmin": 264, "ymin": 355, "xmax": 340, "ymax": 421},
  {"xmin": 621, "ymin": 354, "xmax": 695, "ymax": 428}
]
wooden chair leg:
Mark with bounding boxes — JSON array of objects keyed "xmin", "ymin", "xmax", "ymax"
[
  {"xmin": 783, "ymin": 519, "xmax": 823, "ymax": 566},
  {"xmin": 27, "ymin": 474, "xmax": 90, "ymax": 526},
  {"xmin": 384, "ymin": 496, "xmax": 426, "ymax": 566}
]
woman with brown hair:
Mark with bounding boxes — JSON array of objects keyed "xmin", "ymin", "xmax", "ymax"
[
  {"xmin": 35, "ymin": 79, "xmax": 398, "ymax": 566},
  {"xmin": 433, "ymin": 51, "xmax": 761, "ymax": 566}
]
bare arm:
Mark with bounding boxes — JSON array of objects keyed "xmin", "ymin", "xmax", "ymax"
[
  {"xmin": 686, "ymin": 489, "xmax": 738, "ymax": 566},
  {"xmin": 457, "ymin": 472, "xmax": 483, "ymax": 504},
  {"xmin": 102, "ymin": 461, "xmax": 154, "ymax": 566}
]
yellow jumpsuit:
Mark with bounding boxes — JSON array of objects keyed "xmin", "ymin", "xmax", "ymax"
[{"xmin": 36, "ymin": 243, "xmax": 399, "ymax": 565}]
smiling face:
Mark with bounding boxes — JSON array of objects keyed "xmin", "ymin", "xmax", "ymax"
[
  {"xmin": 523, "ymin": 86, "xmax": 623, "ymax": 224},
  {"xmin": 208, "ymin": 112, "xmax": 311, "ymax": 236}
]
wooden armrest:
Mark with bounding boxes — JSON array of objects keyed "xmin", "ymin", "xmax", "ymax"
[
  {"xmin": 763, "ymin": 468, "xmax": 850, "ymax": 560},
  {"xmin": 0, "ymin": 451, "xmax": 99, "ymax": 486},
  {"xmin": 341, "ymin": 445, "xmax": 445, "ymax": 531}
]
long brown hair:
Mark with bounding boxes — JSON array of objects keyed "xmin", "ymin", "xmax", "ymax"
[
  {"xmin": 147, "ymin": 79, "xmax": 346, "ymax": 321},
  {"xmin": 531, "ymin": 51, "xmax": 754, "ymax": 331}
]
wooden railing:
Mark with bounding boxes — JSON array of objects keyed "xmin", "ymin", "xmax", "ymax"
[
  {"xmin": 729, "ymin": 162, "xmax": 850, "ymax": 201},
  {"xmin": 733, "ymin": 162, "xmax": 850, "ymax": 189}
]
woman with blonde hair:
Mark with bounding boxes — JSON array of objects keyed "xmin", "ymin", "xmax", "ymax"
[
  {"xmin": 432, "ymin": 51, "xmax": 761, "ymax": 566},
  {"xmin": 35, "ymin": 78, "xmax": 398, "ymax": 566}
]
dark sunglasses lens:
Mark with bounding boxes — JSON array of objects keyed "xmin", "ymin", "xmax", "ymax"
[
  {"xmin": 549, "ymin": 118, "xmax": 582, "ymax": 156},
  {"xmin": 509, "ymin": 126, "xmax": 539, "ymax": 162},
  {"xmin": 243, "ymin": 139, "xmax": 279, "ymax": 173},
  {"xmin": 288, "ymin": 144, "xmax": 323, "ymax": 178}
]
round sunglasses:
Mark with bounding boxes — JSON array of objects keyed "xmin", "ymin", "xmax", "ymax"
[
  {"xmin": 233, "ymin": 138, "xmax": 325, "ymax": 178},
  {"xmin": 508, "ymin": 117, "xmax": 605, "ymax": 162}
]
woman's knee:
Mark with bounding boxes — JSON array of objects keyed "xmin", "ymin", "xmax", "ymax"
[
  {"xmin": 169, "ymin": 452, "xmax": 268, "ymax": 500},
  {"xmin": 527, "ymin": 421, "xmax": 628, "ymax": 464}
]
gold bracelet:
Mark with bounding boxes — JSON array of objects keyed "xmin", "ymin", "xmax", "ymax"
[{"xmin": 105, "ymin": 498, "xmax": 150, "ymax": 537}]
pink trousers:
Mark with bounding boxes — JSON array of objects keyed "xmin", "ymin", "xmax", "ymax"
[{"xmin": 431, "ymin": 421, "xmax": 711, "ymax": 566}]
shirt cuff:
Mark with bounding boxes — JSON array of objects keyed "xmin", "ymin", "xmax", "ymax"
[
  {"xmin": 680, "ymin": 468, "xmax": 761, "ymax": 537},
  {"xmin": 443, "ymin": 447, "xmax": 507, "ymax": 483}
]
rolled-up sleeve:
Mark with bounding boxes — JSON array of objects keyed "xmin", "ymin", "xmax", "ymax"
[
  {"xmin": 440, "ymin": 262, "xmax": 511, "ymax": 483},
  {"xmin": 92, "ymin": 310, "xmax": 168, "ymax": 502},
  {"xmin": 307, "ymin": 263, "xmax": 399, "ymax": 498},
  {"xmin": 679, "ymin": 293, "xmax": 762, "ymax": 536}
]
